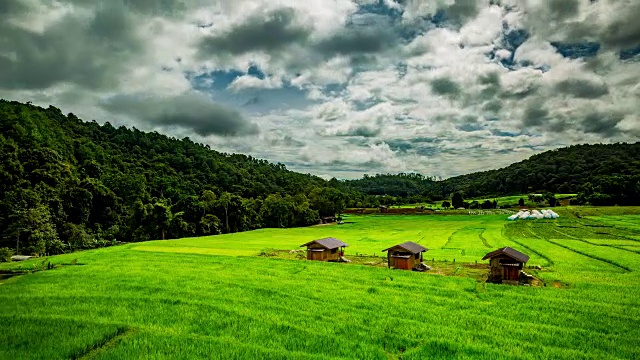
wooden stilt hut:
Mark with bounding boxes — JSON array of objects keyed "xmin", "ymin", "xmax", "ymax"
[
  {"xmin": 300, "ymin": 238, "xmax": 348, "ymax": 262},
  {"xmin": 482, "ymin": 247, "xmax": 530, "ymax": 285},
  {"xmin": 382, "ymin": 242, "xmax": 428, "ymax": 270}
]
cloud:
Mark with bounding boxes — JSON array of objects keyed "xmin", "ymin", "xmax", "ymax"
[
  {"xmin": 316, "ymin": 28, "xmax": 396, "ymax": 56},
  {"xmin": 522, "ymin": 103, "xmax": 549, "ymax": 128},
  {"xmin": 0, "ymin": 2, "xmax": 143, "ymax": 90},
  {"xmin": 430, "ymin": 77, "xmax": 461, "ymax": 97},
  {"xmin": 198, "ymin": 8, "xmax": 311, "ymax": 57},
  {"xmin": 581, "ymin": 112, "xmax": 624, "ymax": 136},
  {"xmin": 555, "ymin": 78, "xmax": 609, "ymax": 99},
  {"xmin": 100, "ymin": 92, "xmax": 259, "ymax": 137}
]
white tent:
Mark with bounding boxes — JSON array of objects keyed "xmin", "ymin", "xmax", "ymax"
[{"xmin": 507, "ymin": 209, "xmax": 559, "ymax": 221}]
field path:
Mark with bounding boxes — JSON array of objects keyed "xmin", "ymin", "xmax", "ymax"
[{"xmin": 74, "ymin": 327, "xmax": 134, "ymax": 360}]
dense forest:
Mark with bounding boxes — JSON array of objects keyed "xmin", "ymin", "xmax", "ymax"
[
  {"xmin": 1, "ymin": 100, "xmax": 638, "ymax": 256},
  {"xmin": 0, "ymin": 100, "xmax": 349, "ymax": 256}
]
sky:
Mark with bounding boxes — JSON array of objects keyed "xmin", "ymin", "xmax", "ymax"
[{"xmin": 1, "ymin": 0, "xmax": 639, "ymax": 179}]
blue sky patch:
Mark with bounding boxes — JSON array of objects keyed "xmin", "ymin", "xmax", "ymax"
[{"xmin": 551, "ymin": 42, "xmax": 600, "ymax": 58}]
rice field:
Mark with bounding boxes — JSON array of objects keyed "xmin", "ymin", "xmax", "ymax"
[{"xmin": 1, "ymin": 208, "xmax": 640, "ymax": 359}]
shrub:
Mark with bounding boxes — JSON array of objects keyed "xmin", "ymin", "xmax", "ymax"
[{"xmin": 0, "ymin": 248, "xmax": 14, "ymax": 262}]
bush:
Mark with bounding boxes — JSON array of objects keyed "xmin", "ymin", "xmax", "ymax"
[
  {"xmin": 259, "ymin": 248, "xmax": 278, "ymax": 257},
  {"xmin": 0, "ymin": 248, "xmax": 13, "ymax": 262}
]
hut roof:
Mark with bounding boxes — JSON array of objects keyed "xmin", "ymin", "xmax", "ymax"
[
  {"xmin": 300, "ymin": 237, "xmax": 349, "ymax": 250},
  {"xmin": 382, "ymin": 241, "xmax": 428, "ymax": 254},
  {"xmin": 482, "ymin": 247, "xmax": 530, "ymax": 263}
]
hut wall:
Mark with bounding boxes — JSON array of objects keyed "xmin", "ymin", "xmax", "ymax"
[
  {"xmin": 489, "ymin": 256, "xmax": 523, "ymax": 282},
  {"xmin": 326, "ymin": 248, "xmax": 341, "ymax": 261},
  {"xmin": 388, "ymin": 248, "xmax": 421, "ymax": 270},
  {"xmin": 306, "ymin": 243, "xmax": 341, "ymax": 262}
]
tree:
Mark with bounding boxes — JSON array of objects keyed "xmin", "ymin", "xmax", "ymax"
[
  {"xmin": 61, "ymin": 223, "xmax": 94, "ymax": 250},
  {"xmin": 481, "ymin": 200, "xmax": 493, "ymax": 209},
  {"xmin": 452, "ymin": 192, "xmax": 464, "ymax": 209},
  {"xmin": 217, "ymin": 192, "xmax": 231, "ymax": 234},
  {"xmin": 200, "ymin": 214, "xmax": 221, "ymax": 235},
  {"xmin": 518, "ymin": 198, "xmax": 525, "ymax": 206},
  {"xmin": 441, "ymin": 201, "xmax": 451, "ymax": 209},
  {"xmin": 545, "ymin": 193, "xmax": 558, "ymax": 207},
  {"xmin": 261, "ymin": 194, "xmax": 291, "ymax": 228},
  {"xmin": 150, "ymin": 201, "xmax": 172, "ymax": 240},
  {"xmin": 6, "ymin": 206, "xmax": 62, "ymax": 255}
]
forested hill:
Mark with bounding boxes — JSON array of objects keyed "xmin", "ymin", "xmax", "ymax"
[
  {"xmin": 438, "ymin": 143, "xmax": 640, "ymax": 204},
  {"xmin": 0, "ymin": 100, "xmax": 348, "ymax": 255},
  {"xmin": 341, "ymin": 143, "xmax": 640, "ymax": 206}
]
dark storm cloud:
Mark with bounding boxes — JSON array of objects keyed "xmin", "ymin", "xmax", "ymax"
[
  {"xmin": 315, "ymin": 29, "xmax": 396, "ymax": 56},
  {"xmin": 269, "ymin": 135, "xmax": 305, "ymax": 148},
  {"xmin": 555, "ymin": 79, "xmax": 609, "ymax": 99},
  {"xmin": 100, "ymin": 93, "xmax": 259, "ymax": 137},
  {"xmin": 329, "ymin": 124, "xmax": 382, "ymax": 138},
  {"xmin": 61, "ymin": 0, "xmax": 188, "ymax": 16},
  {"xmin": 430, "ymin": 78, "xmax": 461, "ymax": 97},
  {"xmin": 522, "ymin": 104, "xmax": 549, "ymax": 127},
  {"xmin": 547, "ymin": 0, "xmax": 581, "ymax": 20},
  {"xmin": 446, "ymin": 0, "xmax": 481, "ymax": 25},
  {"xmin": 315, "ymin": 12, "xmax": 400, "ymax": 56},
  {"xmin": 198, "ymin": 8, "xmax": 312, "ymax": 57},
  {"xmin": 478, "ymin": 72, "xmax": 502, "ymax": 98},
  {"xmin": 0, "ymin": 2, "xmax": 143, "ymax": 90},
  {"xmin": 581, "ymin": 112, "xmax": 623, "ymax": 136},
  {"xmin": 538, "ymin": 0, "xmax": 640, "ymax": 50},
  {"xmin": 600, "ymin": 3, "xmax": 640, "ymax": 49},
  {"xmin": 0, "ymin": 0, "xmax": 29, "ymax": 16},
  {"xmin": 483, "ymin": 100, "xmax": 503, "ymax": 113}
]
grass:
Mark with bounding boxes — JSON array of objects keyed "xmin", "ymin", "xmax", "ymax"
[{"xmin": 1, "ymin": 208, "xmax": 640, "ymax": 359}]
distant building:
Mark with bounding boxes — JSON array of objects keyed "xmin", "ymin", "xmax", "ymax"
[
  {"xmin": 382, "ymin": 241, "xmax": 428, "ymax": 270},
  {"xmin": 300, "ymin": 238, "xmax": 348, "ymax": 262},
  {"xmin": 482, "ymin": 247, "xmax": 530, "ymax": 285}
]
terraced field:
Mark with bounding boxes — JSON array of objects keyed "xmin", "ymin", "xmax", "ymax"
[{"xmin": 1, "ymin": 208, "xmax": 640, "ymax": 359}]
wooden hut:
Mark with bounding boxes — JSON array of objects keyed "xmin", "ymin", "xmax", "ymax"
[
  {"xmin": 482, "ymin": 247, "xmax": 530, "ymax": 284},
  {"xmin": 300, "ymin": 238, "xmax": 348, "ymax": 262},
  {"xmin": 382, "ymin": 242, "xmax": 428, "ymax": 270}
]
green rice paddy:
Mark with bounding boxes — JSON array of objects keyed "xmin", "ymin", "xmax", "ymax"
[{"xmin": 2, "ymin": 208, "xmax": 640, "ymax": 359}]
